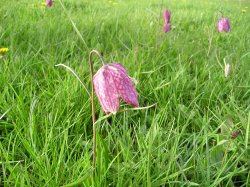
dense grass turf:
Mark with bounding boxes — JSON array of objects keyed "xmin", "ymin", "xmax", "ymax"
[{"xmin": 0, "ymin": 0, "xmax": 250, "ymax": 186}]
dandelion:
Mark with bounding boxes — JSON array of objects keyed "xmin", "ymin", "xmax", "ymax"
[
  {"xmin": 163, "ymin": 10, "xmax": 171, "ymax": 32},
  {"xmin": 241, "ymin": 9, "xmax": 246, "ymax": 13},
  {"xmin": 224, "ymin": 63, "xmax": 230, "ymax": 77},
  {"xmin": 218, "ymin": 17, "xmax": 230, "ymax": 32},
  {"xmin": 46, "ymin": 0, "xmax": 52, "ymax": 7},
  {"xmin": 0, "ymin": 48, "xmax": 8, "ymax": 59},
  {"xmin": 0, "ymin": 47, "xmax": 9, "ymax": 55}
]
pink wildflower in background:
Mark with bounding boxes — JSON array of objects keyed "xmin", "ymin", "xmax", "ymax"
[
  {"xmin": 163, "ymin": 10, "xmax": 171, "ymax": 23},
  {"xmin": 218, "ymin": 17, "xmax": 230, "ymax": 32},
  {"xmin": 46, "ymin": 0, "xmax": 52, "ymax": 7},
  {"xmin": 163, "ymin": 10, "xmax": 171, "ymax": 32},
  {"xmin": 163, "ymin": 23, "xmax": 171, "ymax": 33},
  {"xmin": 93, "ymin": 63, "xmax": 139, "ymax": 114}
]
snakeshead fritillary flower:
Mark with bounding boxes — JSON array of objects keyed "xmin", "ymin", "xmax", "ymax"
[
  {"xmin": 163, "ymin": 23, "xmax": 171, "ymax": 33},
  {"xmin": 163, "ymin": 10, "xmax": 171, "ymax": 32},
  {"xmin": 93, "ymin": 63, "xmax": 139, "ymax": 114},
  {"xmin": 46, "ymin": 0, "xmax": 52, "ymax": 7},
  {"xmin": 163, "ymin": 10, "xmax": 171, "ymax": 24},
  {"xmin": 218, "ymin": 17, "xmax": 230, "ymax": 32},
  {"xmin": 224, "ymin": 63, "xmax": 230, "ymax": 77}
]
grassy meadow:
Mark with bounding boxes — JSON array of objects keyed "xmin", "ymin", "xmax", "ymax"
[{"xmin": 0, "ymin": 0, "xmax": 250, "ymax": 186}]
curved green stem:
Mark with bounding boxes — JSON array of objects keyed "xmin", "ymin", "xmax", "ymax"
[{"xmin": 89, "ymin": 49, "xmax": 105, "ymax": 177}]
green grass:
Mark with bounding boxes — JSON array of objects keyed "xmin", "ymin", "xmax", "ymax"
[{"xmin": 0, "ymin": 0, "xmax": 250, "ymax": 186}]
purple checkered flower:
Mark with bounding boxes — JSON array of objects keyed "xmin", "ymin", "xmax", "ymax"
[
  {"xmin": 218, "ymin": 17, "xmax": 230, "ymax": 32},
  {"xmin": 163, "ymin": 23, "xmax": 171, "ymax": 33},
  {"xmin": 163, "ymin": 10, "xmax": 171, "ymax": 32},
  {"xmin": 46, "ymin": 0, "xmax": 52, "ymax": 7},
  {"xmin": 93, "ymin": 63, "xmax": 139, "ymax": 114}
]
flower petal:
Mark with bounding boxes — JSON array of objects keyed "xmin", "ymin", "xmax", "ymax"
[
  {"xmin": 93, "ymin": 66, "xmax": 120, "ymax": 114},
  {"xmin": 46, "ymin": 0, "xmax": 52, "ymax": 7},
  {"xmin": 218, "ymin": 17, "xmax": 230, "ymax": 32},
  {"xmin": 163, "ymin": 10, "xmax": 171, "ymax": 24},
  {"xmin": 163, "ymin": 23, "xmax": 171, "ymax": 32},
  {"xmin": 107, "ymin": 63, "xmax": 139, "ymax": 107}
]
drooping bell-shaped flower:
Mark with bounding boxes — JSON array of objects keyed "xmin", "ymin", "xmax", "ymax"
[
  {"xmin": 93, "ymin": 63, "xmax": 139, "ymax": 114},
  {"xmin": 218, "ymin": 17, "xmax": 230, "ymax": 32},
  {"xmin": 163, "ymin": 10, "xmax": 171, "ymax": 23},
  {"xmin": 46, "ymin": 0, "xmax": 52, "ymax": 7},
  {"xmin": 163, "ymin": 10, "xmax": 171, "ymax": 32},
  {"xmin": 163, "ymin": 23, "xmax": 171, "ymax": 33},
  {"xmin": 224, "ymin": 63, "xmax": 230, "ymax": 77}
]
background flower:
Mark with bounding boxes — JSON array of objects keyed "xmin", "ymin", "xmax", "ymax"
[
  {"xmin": 218, "ymin": 17, "xmax": 230, "ymax": 32},
  {"xmin": 163, "ymin": 10, "xmax": 171, "ymax": 32},
  {"xmin": 46, "ymin": 0, "xmax": 52, "ymax": 7},
  {"xmin": 0, "ymin": 47, "xmax": 9, "ymax": 55}
]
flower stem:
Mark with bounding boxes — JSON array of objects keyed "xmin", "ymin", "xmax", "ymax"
[{"xmin": 89, "ymin": 49, "xmax": 105, "ymax": 177}]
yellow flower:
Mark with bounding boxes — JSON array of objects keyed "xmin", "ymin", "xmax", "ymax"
[
  {"xmin": 41, "ymin": 2, "xmax": 46, "ymax": 6},
  {"xmin": 242, "ymin": 9, "xmax": 247, "ymax": 13},
  {"xmin": 0, "ymin": 47, "xmax": 9, "ymax": 54}
]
